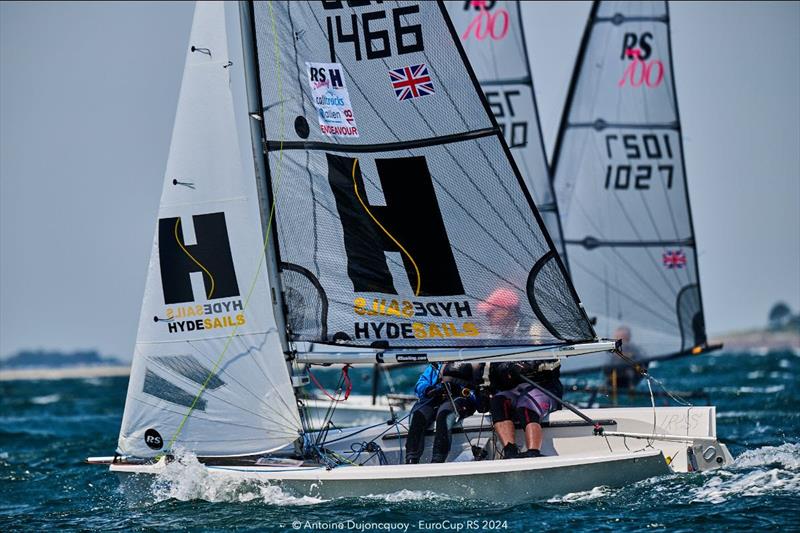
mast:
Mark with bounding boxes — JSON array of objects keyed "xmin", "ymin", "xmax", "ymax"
[
  {"xmin": 238, "ymin": 0, "xmax": 290, "ymax": 356},
  {"xmin": 549, "ymin": 0, "xmax": 599, "ymax": 193}
]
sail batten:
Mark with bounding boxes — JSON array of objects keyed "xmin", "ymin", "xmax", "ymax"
[
  {"xmin": 249, "ymin": 1, "xmax": 596, "ymax": 355},
  {"xmin": 553, "ymin": 0, "xmax": 712, "ymax": 374},
  {"xmin": 264, "ymin": 127, "xmax": 500, "ymax": 152}
]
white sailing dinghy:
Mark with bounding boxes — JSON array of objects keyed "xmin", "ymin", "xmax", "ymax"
[
  {"xmin": 88, "ymin": 1, "xmax": 731, "ymax": 503},
  {"xmin": 551, "ymin": 0, "xmax": 722, "ymax": 379}
]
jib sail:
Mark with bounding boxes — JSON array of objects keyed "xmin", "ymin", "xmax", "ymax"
[
  {"xmin": 444, "ymin": 0, "xmax": 566, "ymax": 263},
  {"xmin": 552, "ymin": 0, "xmax": 711, "ymax": 374},
  {"xmin": 249, "ymin": 1, "xmax": 596, "ymax": 352},
  {"xmin": 117, "ymin": 1, "xmax": 301, "ymax": 458}
]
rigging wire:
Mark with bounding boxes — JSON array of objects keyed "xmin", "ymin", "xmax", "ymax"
[{"xmin": 307, "ymin": 365, "xmax": 352, "ymax": 402}]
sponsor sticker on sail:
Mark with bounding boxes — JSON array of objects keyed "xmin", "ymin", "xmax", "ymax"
[{"xmin": 306, "ymin": 62, "xmax": 358, "ymax": 138}]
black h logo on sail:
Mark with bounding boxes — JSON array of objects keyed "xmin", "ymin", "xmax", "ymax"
[
  {"xmin": 327, "ymin": 154, "xmax": 464, "ymax": 296},
  {"xmin": 158, "ymin": 212, "xmax": 240, "ymax": 304}
]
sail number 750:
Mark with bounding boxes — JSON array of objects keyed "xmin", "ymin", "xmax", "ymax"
[
  {"xmin": 324, "ymin": 2, "xmax": 424, "ymax": 62},
  {"xmin": 604, "ymin": 133, "xmax": 675, "ymax": 190}
]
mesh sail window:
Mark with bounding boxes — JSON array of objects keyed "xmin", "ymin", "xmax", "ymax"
[
  {"xmin": 552, "ymin": 1, "xmax": 710, "ymax": 373},
  {"xmin": 250, "ymin": 1, "xmax": 595, "ymax": 350},
  {"xmin": 444, "ymin": 0, "xmax": 565, "ymax": 263}
]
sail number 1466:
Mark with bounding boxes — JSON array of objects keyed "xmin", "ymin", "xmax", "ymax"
[{"xmin": 324, "ymin": 3, "xmax": 424, "ymax": 62}]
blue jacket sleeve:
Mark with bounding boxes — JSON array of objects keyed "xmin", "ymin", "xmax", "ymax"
[{"xmin": 414, "ymin": 365, "xmax": 440, "ymax": 399}]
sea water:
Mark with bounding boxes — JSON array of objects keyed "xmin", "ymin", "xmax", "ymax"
[{"xmin": 1, "ymin": 350, "xmax": 798, "ymax": 531}]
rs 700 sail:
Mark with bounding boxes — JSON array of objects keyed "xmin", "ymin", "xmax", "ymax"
[{"xmin": 552, "ymin": 0, "xmax": 718, "ymax": 375}]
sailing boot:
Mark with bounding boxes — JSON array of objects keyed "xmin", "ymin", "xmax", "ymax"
[
  {"xmin": 501, "ymin": 443, "xmax": 519, "ymax": 459},
  {"xmin": 519, "ymin": 449, "xmax": 542, "ymax": 458}
]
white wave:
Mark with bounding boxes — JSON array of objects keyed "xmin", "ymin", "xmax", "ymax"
[
  {"xmin": 365, "ymin": 489, "xmax": 455, "ymax": 503},
  {"xmin": 732, "ymin": 442, "xmax": 800, "ymax": 471},
  {"xmin": 150, "ymin": 450, "xmax": 325, "ymax": 506},
  {"xmin": 0, "ymin": 451, "xmax": 8, "ymax": 460},
  {"xmin": 739, "ymin": 385, "xmax": 785, "ymax": 393},
  {"xmin": 31, "ymin": 394, "xmax": 60, "ymax": 404},
  {"xmin": 547, "ymin": 485, "xmax": 611, "ymax": 503},
  {"xmin": 692, "ymin": 468, "xmax": 800, "ymax": 504},
  {"xmin": 691, "ymin": 443, "xmax": 800, "ymax": 504}
]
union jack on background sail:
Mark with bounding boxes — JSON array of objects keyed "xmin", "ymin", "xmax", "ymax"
[
  {"xmin": 389, "ymin": 64, "xmax": 435, "ymax": 101},
  {"xmin": 662, "ymin": 249, "xmax": 687, "ymax": 269}
]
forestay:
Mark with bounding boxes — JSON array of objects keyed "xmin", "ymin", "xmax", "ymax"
[
  {"xmin": 250, "ymin": 1, "xmax": 596, "ymax": 352},
  {"xmin": 117, "ymin": 1, "xmax": 301, "ymax": 458},
  {"xmin": 552, "ymin": 1, "xmax": 710, "ymax": 373},
  {"xmin": 444, "ymin": 0, "xmax": 565, "ymax": 263}
]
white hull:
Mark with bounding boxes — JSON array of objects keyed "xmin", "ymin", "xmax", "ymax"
[
  {"xmin": 103, "ymin": 406, "xmax": 731, "ymax": 503},
  {"xmin": 114, "ymin": 449, "xmax": 668, "ymax": 504}
]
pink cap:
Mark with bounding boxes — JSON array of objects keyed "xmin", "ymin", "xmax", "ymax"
[{"xmin": 477, "ymin": 288, "xmax": 520, "ymax": 313}]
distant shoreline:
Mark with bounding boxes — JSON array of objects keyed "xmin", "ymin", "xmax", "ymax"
[
  {"xmin": 710, "ymin": 329, "xmax": 800, "ymax": 352},
  {"xmin": 0, "ymin": 365, "xmax": 130, "ymax": 382}
]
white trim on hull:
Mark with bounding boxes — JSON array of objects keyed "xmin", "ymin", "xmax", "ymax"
[{"xmin": 111, "ymin": 449, "xmax": 669, "ymax": 504}]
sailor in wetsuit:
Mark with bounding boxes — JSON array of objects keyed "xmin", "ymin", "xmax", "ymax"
[
  {"xmin": 489, "ymin": 359, "xmax": 563, "ymax": 459},
  {"xmin": 405, "ymin": 362, "xmax": 487, "ymax": 464}
]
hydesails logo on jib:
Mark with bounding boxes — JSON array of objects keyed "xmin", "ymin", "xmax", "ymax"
[{"xmin": 156, "ymin": 212, "xmax": 245, "ymax": 334}]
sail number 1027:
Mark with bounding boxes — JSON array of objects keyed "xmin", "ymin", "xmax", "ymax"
[
  {"xmin": 324, "ymin": 2, "xmax": 424, "ymax": 62},
  {"xmin": 604, "ymin": 133, "xmax": 675, "ymax": 190}
]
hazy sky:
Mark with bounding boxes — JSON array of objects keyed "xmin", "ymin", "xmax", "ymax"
[{"xmin": 1, "ymin": 1, "xmax": 798, "ymax": 360}]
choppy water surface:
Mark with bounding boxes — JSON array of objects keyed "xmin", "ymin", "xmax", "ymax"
[{"xmin": 1, "ymin": 350, "xmax": 798, "ymax": 531}]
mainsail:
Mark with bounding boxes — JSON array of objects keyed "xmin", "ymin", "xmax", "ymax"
[
  {"xmin": 444, "ymin": 0, "xmax": 566, "ymax": 262},
  {"xmin": 249, "ymin": 0, "xmax": 597, "ymax": 358},
  {"xmin": 117, "ymin": 1, "xmax": 301, "ymax": 458},
  {"xmin": 552, "ymin": 0, "xmax": 711, "ymax": 374}
]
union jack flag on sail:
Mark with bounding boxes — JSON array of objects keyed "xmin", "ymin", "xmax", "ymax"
[
  {"xmin": 662, "ymin": 249, "xmax": 687, "ymax": 269},
  {"xmin": 389, "ymin": 64, "xmax": 435, "ymax": 102}
]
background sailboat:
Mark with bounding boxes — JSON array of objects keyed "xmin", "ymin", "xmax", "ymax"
[{"xmin": 552, "ymin": 0, "xmax": 721, "ymax": 379}]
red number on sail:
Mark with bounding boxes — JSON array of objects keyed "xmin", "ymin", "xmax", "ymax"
[
  {"xmin": 461, "ymin": 2, "xmax": 509, "ymax": 41},
  {"xmin": 618, "ymin": 48, "xmax": 664, "ymax": 88}
]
